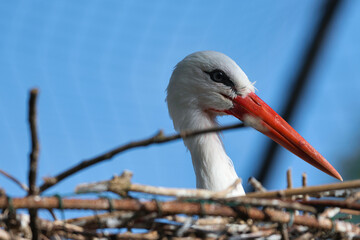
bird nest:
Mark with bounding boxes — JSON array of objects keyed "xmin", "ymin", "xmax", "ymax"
[
  {"xmin": 1, "ymin": 89, "xmax": 359, "ymax": 239},
  {"xmin": 1, "ymin": 170, "xmax": 360, "ymax": 239}
]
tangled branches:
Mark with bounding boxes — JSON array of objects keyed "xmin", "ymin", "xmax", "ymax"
[{"xmin": 1, "ymin": 89, "xmax": 359, "ymax": 240}]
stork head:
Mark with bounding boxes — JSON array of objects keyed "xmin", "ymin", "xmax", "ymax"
[
  {"xmin": 167, "ymin": 51, "xmax": 255, "ymax": 119},
  {"xmin": 167, "ymin": 51, "xmax": 342, "ymax": 181}
]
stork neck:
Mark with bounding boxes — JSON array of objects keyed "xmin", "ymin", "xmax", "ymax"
[{"xmin": 181, "ymin": 110, "xmax": 245, "ymax": 196}]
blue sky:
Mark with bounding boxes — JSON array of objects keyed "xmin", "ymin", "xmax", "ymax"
[{"xmin": 1, "ymin": 1, "xmax": 360, "ymax": 197}]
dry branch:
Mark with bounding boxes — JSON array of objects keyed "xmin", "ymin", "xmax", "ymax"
[
  {"xmin": 248, "ymin": 177, "xmax": 267, "ymax": 192},
  {"xmin": 0, "ymin": 169, "xmax": 28, "ymax": 192},
  {"xmin": 243, "ymin": 179, "xmax": 360, "ymax": 198},
  {"xmin": 65, "ymin": 211, "xmax": 136, "ymax": 229},
  {"xmin": 223, "ymin": 198, "xmax": 316, "ymax": 213},
  {"xmin": 67, "ymin": 212, "xmax": 228, "ymax": 231},
  {"xmin": 39, "ymin": 123, "xmax": 245, "ymax": 193},
  {"xmin": 302, "ymin": 173, "xmax": 309, "ymax": 201},
  {"xmin": 28, "ymin": 88, "xmax": 39, "ymax": 195},
  {"xmin": 75, "ymin": 172, "xmax": 315, "ymax": 213},
  {"xmin": 27, "ymin": 88, "xmax": 40, "ymax": 240},
  {"xmin": 0, "ymin": 229, "xmax": 27, "ymax": 240},
  {"xmin": 75, "ymin": 170, "xmax": 242, "ymax": 199},
  {"xmin": 0, "ymin": 196, "xmax": 358, "ymax": 235},
  {"xmin": 287, "ymin": 169, "xmax": 293, "ymax": 189},
  {"xmin": 300, "ymin": 199, "xmax": 360, "ymax": 211}
]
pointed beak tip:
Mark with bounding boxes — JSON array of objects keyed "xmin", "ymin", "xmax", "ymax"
[
  {"xmin": 328, "ymin": 168, "xmax": 342, "ymax": 181},
  {"xmin": 229, "ymin": 92, "xmax": 343, "ymax": 182},
  {"xmin": 338, "ymin": 175, "xmax": 343, "ymax": 182}
]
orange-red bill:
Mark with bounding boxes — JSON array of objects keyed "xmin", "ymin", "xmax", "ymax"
[{"xmin": 224, "ymin": 92, "xmax": 342, "ymax": 181}]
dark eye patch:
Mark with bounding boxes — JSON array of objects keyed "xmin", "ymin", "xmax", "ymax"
[{"xmin": 204, "ymin": 69, "xmax": 236, "ymax": 91}]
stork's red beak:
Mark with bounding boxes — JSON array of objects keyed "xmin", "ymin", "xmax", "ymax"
[{"xmin": 225, "ymin": 92, "xmax": 342, "ymax": 181}]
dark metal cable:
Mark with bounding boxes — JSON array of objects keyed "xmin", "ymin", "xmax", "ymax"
[{"xmin": 254, "ymin": 0, "xmax": 345, "ymax": 188}]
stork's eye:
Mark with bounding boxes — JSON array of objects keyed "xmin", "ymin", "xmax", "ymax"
[
  {"xmin": 205, "ymin": 69, "xmax": 235, "ymax": 90},
  {"xmin": 211, "ymin": 70, "xmax": 225, "ymax": 82}
]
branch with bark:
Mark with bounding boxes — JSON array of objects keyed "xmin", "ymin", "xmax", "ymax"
[
  {"xmin": 0, "ymin": 196, "xmax": 359, "ymax": 235},
  {"xmin": 27, "ymin": 89, "xmax": 40, "ymax": 240},
  {"xmin": 38, "ymin": 123, "xmax": 245, "ymax": 193}
]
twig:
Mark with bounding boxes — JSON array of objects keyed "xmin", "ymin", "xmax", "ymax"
[
  {"xmin": 0, "ymin": 169, "xmax": 29, "ymax": 192},
  {"xmin": 319, "ymin": 207, "xmax": 340, "ymax": 219},
  {"xmin": 75, "ymin": 170, "xmax": 219, "ymax": 198},
  {"xmin": 67, "ymin": 212, "xmax": 231, "ymax": 231},
  {"xmin": 318, "ymin": 188, "xmax": 360, "ymax": 198},
  {"xmin": 176, "ymin": 217, "xmax": 195, "ymax": 237},
  {"xmin": 280, "ymin": 223, "xmax": 289, "ymax": 240},
  {"xmin": 223, "ymin": 197, "xmax": 316, "ymax": 213},
  {"xmin": 248, "ymin": 177, "xmax": 266, "ymax": 192},
  {"xmin": 75, "ymin": 171, "xmax": 242, "ymax": 199},
  {"xmin": 0, "ymin": 213, "xmax": 32, "ymax": 238},
  {"xmin": 27, "ymin": 88, "xmax": 40, "ymax": 240},
  {"xmin": 76, "ymin": 176, "xmax": 316, "ymax": 212},
  {"xmin": 244, "ymin": 179, "xmax": 360, "ymax": 198},
  {"xmin": 106, "ymin": 231, "xmax": 159, "ymax": 240},
  {"xmin": 234, "ymin": 230, "xmax": 277, "ymax": 239},
  {"xmin": 300, "ymin": 199, "xmax": 360, "ymax": 211},
  {"xmin": 293, "ymin": 232, "xmax": 314, "ymax": 240},
  {"xmin": 213, "ymin": 178, "xmax": 242, "ymax": 197},
  {"xmin": 28, "ymin": 88, "xmax": 39, "ymax": 195},
  {"xmin": 168, "ymin": 215, "xmax": 230, "ymax": 226},
  {"xmin": 302, "ymin": 172, "xmax": 309, "ymax": 200},
  {"xmin": 287, "ymin": 168, "xmax": 292, "ymax": 189},
  {"xmin": 75, "ymin": 174, "xmax": 312, "ymax": 212},
  {"xmin": 287, "ymin": 168, "xmax": 295, "ymax": 201},
  {"xmin": 38, "ymin": 219, "xmax": 85, "ymax": 237},
  {"xmin": 264, "ymin": 208, "xmax": 359, "ymax": 235},
  {"xmin": 39, "ymin": 123, "xmax": 245, "ymax": 193},
  {"xmin": 340, "ymin": 209, "xmax": 360, "ymax": 215},
  {"xmin": 0, "ymin": 229, "xmax": 27, "ymax": 240},
  {"xmin": 38, "ymin": 212, "xmax": 224, "ymax": 240},
  {"xmin": 346, "ymin": 191, "xmax": 360, "ymax": 203},
  {"xmin": 65, "ymin": 211, "xmax": 136, "ymax": 229},
  {"xmin": 302, "ymin": 173, "xmax": 307, "ymax": 188},
  {"xmin": 0, "ymin": 197, "xmax": 357, "ymax": 234}
]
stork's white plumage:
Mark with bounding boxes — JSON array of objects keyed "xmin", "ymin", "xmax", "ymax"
[{"xmin": 166, "ymin": 51, "xmax": 341, "ymax": 196}]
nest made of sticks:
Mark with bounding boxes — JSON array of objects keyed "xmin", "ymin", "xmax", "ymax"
[
  {"xmin": 1, "ymin": 170, "xmax": 360, "ymax": 239},
  {"xmin": 1, "ymin": 89, "xmax": 360, "ymax": 240}
]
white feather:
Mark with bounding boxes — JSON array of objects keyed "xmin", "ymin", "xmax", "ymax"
[{"xmin": 166, "ymin": 51, "xmax": 255, "ymax": 196}]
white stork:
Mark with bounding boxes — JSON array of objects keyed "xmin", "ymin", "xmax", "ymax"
[{"xmin": 166, "ymin": 51, "xmax": 342, "ymax": 196}]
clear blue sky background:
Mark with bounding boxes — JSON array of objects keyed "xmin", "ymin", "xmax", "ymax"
[{"xmin": 1, "ymin": 1, "xmax": 360, "ymax": 197}]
